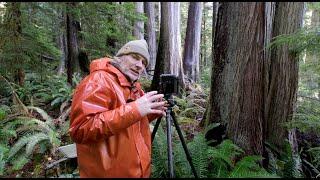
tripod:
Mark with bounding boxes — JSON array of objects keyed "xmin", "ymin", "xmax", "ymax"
[{"xmin": 151, "ymin": 94, "xmax": 198, "ymax": 178}]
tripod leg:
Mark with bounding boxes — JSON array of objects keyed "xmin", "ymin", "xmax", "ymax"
[
  {"xmin": 171, "ymin": 111, "xmax": 199, "ymax": 178},
  {"xmin": 151, "ymin": 117, "xmax": 162, "ymax": 143},
  {"xmin": 166, "ymin": 109, "xmax": 174, "ymax": 178}
]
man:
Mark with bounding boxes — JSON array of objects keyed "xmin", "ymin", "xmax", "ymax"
[{"xmin": 69, "ymin": 39, "xmax": 167, "ymax": 178}]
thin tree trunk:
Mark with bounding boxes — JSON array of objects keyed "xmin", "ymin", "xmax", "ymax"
[
  {"xmin": 134, "ymin": 2, "xmax": 144, "ymax": 39},
  {"xmin": 201, "ymin": 2, "xmax": 206, "ymax": 73},
  {"xmin": 151, "ymin": 2, "xmax": 185, "ymax": 91},
  {"xmin": 66, "ymin": 2, "xmax": 80, "ymax": 85},
  {"xmin": 183, "ymin": 2, "xmax": 203, "ymax": 83},
  {"xmin": 58, "ymin": 10, "xmax": 67, "ymax": 76},
  {"xmin": 144, "ymin": 2, "xmax": 157, "ymax": 73}
]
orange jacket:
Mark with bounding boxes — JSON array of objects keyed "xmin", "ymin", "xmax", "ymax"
[{"xmin": 69, "ymin": 57, "xmax": 159, "ymax": 178}]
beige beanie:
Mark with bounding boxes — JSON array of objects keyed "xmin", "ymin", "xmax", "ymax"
[{"xmin": 116, "ymin": 39, "xmax": 150, "ymax": 67}]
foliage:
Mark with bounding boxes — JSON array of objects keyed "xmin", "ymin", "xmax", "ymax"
[
  {"xmin": 265, "ymin": 141, "xmax": 303, "ymax": 178},
  {"xmin": 267, "ymin": 26, "xmax": 320, "ymax": 55},
  {"xmin": 78, "ymin": 2, "xmax": 147, "ymax": 59},
  {"xmin": 151, "ymin": 122, "xmax": 276, "ymax": 178},
  {"xmin": 0, "ymin": 2, "xmax": 61, "ymax": 79},
  {"xmin": 0, "ymin": 78, "xmax": 71, "ymax": 175},
  {"xmin": 2, "ymin": 106, "xmax": 61, "ymax": 171},
  {"xmin": 199, "ymin": 66, "xmax": 211, "ymax": 92},
  {"xmin": 308, "ymin": 147, "xmax": 320, "ymax": 170},
  {"xmin": 10, "ymin": 73, "xmax": 74, "ymax": 109}
]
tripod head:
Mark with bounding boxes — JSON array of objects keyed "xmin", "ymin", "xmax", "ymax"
[
  {"xmin": 164, "ymin": 94, "xmax": 175, "ymax": 108},
  {"xmin": 160, "ymin": 74, "xmax": 179, "ymax": 108}
]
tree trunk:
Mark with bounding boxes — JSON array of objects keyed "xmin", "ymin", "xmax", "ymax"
[
  {"xmin": 5, "ymin": 2, "xmax": 24, "ymax": 86},
  {"xmin": 174, "ymin": 2, "xmax": 186, "ymax": 90},
  {"xmin": 151, "ymin": 2, "xmax": 184, "ymax": 91},
  {"xmin": 211, "ymin": 2, "xmax": 219, "ymax": 67},
  {"xmin": 206, "ymin": 2, "xmax": 266, "ymax": 156},
  {"xmin": 144, "ymin": 2, "xmax": 157, "ymax": 73},
  {"xmin": 66, "ymin": 2, "xmax": 80, "ymax": 85},
  {"xmin": 134, "ymin": 2, "xmax": 144, "ymax": 39},
  {"xmin": 183, "ymin": 2, "xmax": 203, "ymax": 83},
  {"xmin": 200, "ymin": 2, "xmax": 206, "ymax": 73},
  {"xmin": 265, "ymin": 2, "xmax": 304, "ymax": 150},
  {"xmin": 58, "ymin": 10, "xmax": 67, "ymax": 76}
]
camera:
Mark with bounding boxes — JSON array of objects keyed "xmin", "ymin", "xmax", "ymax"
[{"xmin": 160, "ymin": 74, "xmax": 179, "ymax": 96}]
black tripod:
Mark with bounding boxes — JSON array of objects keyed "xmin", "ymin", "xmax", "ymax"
[{"xmin": 151, "ymin": 94, "xmax": 198, "ymax": 178}]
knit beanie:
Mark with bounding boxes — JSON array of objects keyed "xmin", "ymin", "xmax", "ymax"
[{"xmin": 116, "ymin": 39, "xmax": 150, "ymax": 67}]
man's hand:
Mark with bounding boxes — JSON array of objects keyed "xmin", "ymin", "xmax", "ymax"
[{"xmin": 135, "ymin": 91, "xmax": 167, "ymax": 117}]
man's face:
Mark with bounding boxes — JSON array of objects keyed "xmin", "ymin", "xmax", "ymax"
[{"xmin": 118, "ymin": 53, "xmax": 147, "ymax": 82}]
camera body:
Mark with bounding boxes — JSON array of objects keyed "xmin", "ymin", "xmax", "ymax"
[{"xmin": 160, "ymin": 74, "xmax": 179, "ymax": 96}]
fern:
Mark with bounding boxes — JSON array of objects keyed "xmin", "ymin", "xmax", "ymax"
[
  {"xmin": 308, "ymin": 147, "xmax": 320, "ymax": 169},
  {"xmin": 25, "ymin": 133, "xmax": 50, "ymax": 156},
  {"xmin": 187, "ymin": 132, "xmax": 209, "ymax": 178},
  {"xmin": 0, "ymin": 144, "xmax": 9, "ymax": 175},
  {"xmin": 229, "ymin": 155, "xmax": 278, "ymax": 178},
  {"xmin": 151, "ymin": 122, "xmax": 168, "ymax": 178},
  {"xmin": 11, "ymin": 153, "xmax": 29, "ymax": 171},
  {"xmin": 7, "ymin": 135, "xmax": 31, "ymax": 160},
  {"xmin": 27, "ymin": 106, "xmax": 53, "ymax": 122}
]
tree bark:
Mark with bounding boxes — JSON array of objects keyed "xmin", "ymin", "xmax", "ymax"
[
  {"xmin": 58, "ymin": 10, "xmax": 67, "ymax": 76},
  {"xmin": 151, "ymin": 2, "xmax": 185, "ymax": 91},
  {"xmin": 265, "ymin": 2, "xmax": 304, "ymax": 150},
  {"xmin": 144, "ymin": 2, "xmax": 157, "ymax": 72},
  {"xmin": 5, "ymin": 2, "xmax": 24, "ymax": 86},
  {"xmin": 66, "ymin": 2, "xmax": 80, "ymax": 85},
  {"xmin": 206, "ymin": 2, "xmax": 266, "ymax": 156},
  {"xmin": 134, "ymin": 2, "xmax": 144, "ymax": 39},
  {"xmin": 183, "ymin": 2, "xmax": 203, "ymax": 83}
]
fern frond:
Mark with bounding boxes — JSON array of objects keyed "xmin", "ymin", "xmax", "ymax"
[
  {"xmin": 7, "ymin": 135, "xmax": 30, "ymax": 160},
  {"xmin": 27, "ymin": 106, "xmax": 53, "ymax": 123},
  {"xmin": 25, "ymin": 132, "xmax": 50, "ymax": 156},
  {"xmin": 11, "ymin": 153, "xmax": 29, "ymax": 171},
  {"xmin": 17, "ymin": 117, "xmax": 53, "ymax": 134},
  {"xmin": 151, "ymin": 123, "xmax": 168, "ymax": 178},
  {"xmin": 187, "ymin": 133, "xmax": 209, "ymax": 178},
  {"xmin": 208, "ymin": 139, "xmax": 243, "ymax": 167},
  {"xmin": 228, "ymin": 155, "xmax": 277, "ymax": 178}
]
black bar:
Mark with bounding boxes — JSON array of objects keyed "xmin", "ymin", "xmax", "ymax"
[
  {"xmin": 166, "ymin": 108, "xmax": 174, "ymax": 178},
  {"xmin": 171, "ymin": 111, "xmax": 199, "ymax": 178},
  {"xmin": 151, "ymin": 117, "xmax": 162, "ymax": 143}
]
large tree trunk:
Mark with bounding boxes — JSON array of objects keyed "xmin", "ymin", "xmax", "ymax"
[
  {"xmin": 66, "ymin": 2, "xmax": 81, "ymax": 85},
  {"xmin": 134, "ymin": 2, "xmax": 144, "ymax": 39},
  {"xmin": 144, "ymin": 2, "xmax": 157, "ymax": 73},
  {"xmin": 5, "ymin": 2, "xmax": 24, "ymax": 86},
  {"xmin": 151, "ymin": 2, "xmax": 184, "ymax": 91},
  {"xmin": 265, "ymin": 2, "xmax": 304, "ymax": 150},
  {"xmin": 183, "ymin": 2, "xmax": 203, "ymax": 83},
  {"xmin": 206, "ymin": 2, "xmax": 266, "ymax": 156}
]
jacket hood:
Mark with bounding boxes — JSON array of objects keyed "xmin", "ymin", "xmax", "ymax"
[{"xmin": 89, "ymin": 57, "xmax": 111, "ymax": 73}]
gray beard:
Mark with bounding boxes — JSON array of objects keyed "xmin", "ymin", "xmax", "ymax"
[{"xmin": 110, "ymin": 58, "xmax": 137, "ymax": 84}]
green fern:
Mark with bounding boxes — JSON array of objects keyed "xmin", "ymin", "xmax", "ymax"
[
  {"xmin": 308, "ymin": 147, "xmax": 320, "ymax": 169},
  {"xmin": 0, "ymin": 144, "xmax": 9, "ymax": 175},
  {"xmin": 151, "ymin": 122, "xmax": 168, "ymax": 178},
  {"xmin": 25, "ymin": 133, "xmax": 51, "ymax": 156},
  {"xmin": 229, "ymin": 155, "xmax": 278, "ymax": 178},
  {"xmin": 7, "ymin": 135, "xmax": 31, "ymax": 160},
  {"xmin": 187, "ymin": 132, "xmax": 209, "ymax": 178},
  {"xmin": 11, "ymin": 153, "xmax": 29, "ymax": 171}
]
